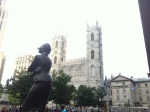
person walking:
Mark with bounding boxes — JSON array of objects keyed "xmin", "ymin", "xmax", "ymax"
[{"xmin": 60, "ymin": 106, "xmax": 66, "ymax": 112}]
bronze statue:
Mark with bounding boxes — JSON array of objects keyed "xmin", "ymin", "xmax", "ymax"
[{"xmin": 21, "ymin": 43, "xmax": 52, "ymax": 112}]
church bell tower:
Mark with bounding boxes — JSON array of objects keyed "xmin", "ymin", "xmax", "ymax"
[
  {"xmin": 86, "ymin": 21, "xmax": 104, "ymax": 87},
  {"xmin": 51, "ymin": 34, "xmax": 67, "ymax": 73}
]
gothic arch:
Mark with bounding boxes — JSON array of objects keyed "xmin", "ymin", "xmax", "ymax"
[
  {"xmin": 54, "ymin": 56, "xmax": 57, "ymax": 64},
  {"xmin": 91, "ymin": 50, "xmax": 94, "ymax": 59},
  {"xmin": 91, "ymin": 32, "xmax": 94, "ymax": 41},
  {"xmin": 68, "ymin": 65, "xmax": 76, "ymax": 81},
  {"xmin": 69, "ymin": 65, "xmax": 76, "ymax": 75},
  {"xmin": 61, "ymin": 66, "xmax": 68, "ymax": 74},
  {"xmin": 91, "ymin": 65, "xmax": 95, "ymax": 77},
  {"xmin": 78, "ymin": 64, "xmax": 85, "ymax": 75}
]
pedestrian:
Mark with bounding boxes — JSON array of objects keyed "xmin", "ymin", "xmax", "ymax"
[
  {"xmin": 1, "ymin": 106, "xmax": 8, "ymax": 112},
  {"xmin": 60, "ymin": 106, "xmax": 66, "ymax": 112}
]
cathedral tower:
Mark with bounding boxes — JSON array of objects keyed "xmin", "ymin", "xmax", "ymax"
[
  {"xmin": 51, "ymin": 34, "xmax": 66, "ymax": 72},
  {"xmin": 50, "ymin": 22, "xmax": 103, "ymax": 88},
  {"xmin": 86, "ymin": 21, "xmax": 104, "ymax": 87}
]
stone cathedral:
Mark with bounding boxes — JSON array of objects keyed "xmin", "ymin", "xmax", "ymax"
[{"xmin": 50, "ymin": 21, "xmax": 104, "ymax": 88}]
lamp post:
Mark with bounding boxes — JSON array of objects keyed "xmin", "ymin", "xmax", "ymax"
[
  {"xmin": 104, "ymin": 79, "xmax": 111, "ymax": 112},
  {"xmin": 96, "ymin": 80, "xmax": 103, "ymax": 112},
  {"xmin": 98, "ymin": 92, "xmax": 102, "ymax": 112},
  {"xmin": 128, "ymin": 99, "xmax": 130, "ymax": 112}
]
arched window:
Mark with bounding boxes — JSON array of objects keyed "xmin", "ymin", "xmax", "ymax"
[
  {"xmin": 54, "ymin": 56, "xmax": 57, "ymax": 64},
  {"xmin": 91, "ymin": 32, "xmax": 94, "ymax": 41},
  {"xmin": 55, "ymin": 41, "xmax": 58, "ymax": 48},
  {"xmin": 91, "ymin": 50, "xmax": 94, "ymax": 59},
  {"xmin": 81, "ymin": 67, "xmax": 84, "ymax": 75},
  {"xmin": 91, "ymin": 65, "xmax": 95, "ymax": 77},
  {"xmin": 61, "ymin": 57, "xmax": 63, "ymax": 62}
]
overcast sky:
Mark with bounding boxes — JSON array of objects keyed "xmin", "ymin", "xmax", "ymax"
[{"xmin": 0, "ymin": 0, "xmax": 149, "ymax": 85}]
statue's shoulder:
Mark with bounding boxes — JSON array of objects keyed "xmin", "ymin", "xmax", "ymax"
[
  {"xmin": 33, "ymin": 55, "xmax": 41, "ymax": 60},
  {"xmin": 34, "ymin": 54, "xmax": 41, "ymax": 57}
]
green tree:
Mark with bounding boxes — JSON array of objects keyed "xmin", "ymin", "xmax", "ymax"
[
  {"xmin": 49, "ymin": 70, "xmax": 76, "ymax": 105},
  {"xmin": 76, "ymin": 85, "xmax": 98, "ymax": 107},
  {"xmin": 76, "ymin": 85, "xmax": 107, "ymax": 108},
  {"xmin": 0, "ymin": 84, "xmax": 3, "ymax": 98},
  {"xmin": 7, "ymin": 70, "xmax": 34, "ymax": 106},
  {"xmin": 97, "ymin": 86, "xmax": 107, "ymax": 109}
]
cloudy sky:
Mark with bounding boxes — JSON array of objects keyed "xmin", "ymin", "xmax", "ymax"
[{"xmin": 0, "ymin": 0, "xmax": 149, "ymax": 85}]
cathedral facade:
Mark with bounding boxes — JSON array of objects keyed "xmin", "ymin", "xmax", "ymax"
[{"xmin": 50, "ymin": 22, "xmax": 104, "ymax": 88}]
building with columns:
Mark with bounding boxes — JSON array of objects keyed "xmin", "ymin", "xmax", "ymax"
[
  {"xmin": 111, "ymin": 74, "xmax": 150, "ymax": 108},
  {"xmin": 50, "ymin": 21, "xmax": 104, "ymax": 88},
  {"xmin": 14, "ymin": 55, "xmax": 34, "ymax": 76}
]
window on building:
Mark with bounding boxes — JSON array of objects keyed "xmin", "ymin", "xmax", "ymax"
[
  {"xmin": 116, "ymin": 90, "xmax": 119, "ymax": 94},
  {"xmin": 91, "ymin": 50, "xmax": 94, "ymax": 59},
  {"xmin": 139, "ymin": 96, "xmax": 142, "ymax": 101},
  {"xmin": 146, "ymin": 90, "xmax": 149, "ymax": 94},
  {"xmin": 137, "ymin": 84, "xmax": 141, "ymax": 88},
  {"xmin": 116, "ymin": 82, "xmax": 119, "ymax": 85},
  {"xmin": 147, "ymin": 96, "xmax": 150, "ymax": 101},
  {"xmin": 54, "ymin": 56, "xmax": 57, "ymax": 64},
  {"xmin": 138, "ymin": 90, "xmax": 142, "ymax": 94},
  {"xmin": 122, "ymin": 82, "xmax": 125, "ymax": 86},
  {"xmin": 145, "ymin": 84, "xmax": 148, "ymax": 87},
  {"xmin": 55, "ymin": 41, "xmax": 58, "ymax": 48},
  {"xmin": 111, "ymin": 89, "xmax": 112, "ymax": 95},
  {"xmin": 123, "ymin": 95, "xmax": 126, "ymax": 101},
  {"xmin": 91, "ymin": 65, "xmax": 95, "ymax": 77},
  {"xmin": 117, "ymin": 95, "xmax": 120, "ymax": 100},
  {"xmin": 123, "ymin": 88, "xmax": 126, "ymax": 93},
  {"xmin": 98, "ymin": 34, "xmax": 100, "ymax": 41},
  {"xmin": 91, "ymin": 32, "xmax": 94, "ymax": 41}
]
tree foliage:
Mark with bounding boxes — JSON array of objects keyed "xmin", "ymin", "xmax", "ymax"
[
  {"xmin": 96, "ymin": 86, "xmax": 107, "ymax": 108},
  {"xmin": 7, "ymin": 70, "xmax": 34, "ymax": 105},
  {"xmin": 0, "ymin": 84, "xmax": 3, "ymax": 98},
  {"xmin": 49, "ymin": 70, "xmax": 76, "ymax": 105},
  {"xmin": 97, "ymin": 86, "xmax": 107, "ymax": 100},
  {"xmin": 76, "ymin": 85, "xmax": 98, "ymax": 107},
  {"xmin": 76, "ymin": 85, "xmax": 107, "ymax": 107}
]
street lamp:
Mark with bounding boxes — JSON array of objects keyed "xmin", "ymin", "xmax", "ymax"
[
  {"xmin": 96, "ymin": 79, "xmax": 111, "ymax": 112},
  {"xmin": 128, "ymin": 99, "xmax": 130, "ymax": 112},
  {"xmin": 98, "ymin": 92, "xmax": 103, "ymax": 112},
  {"xmin": 96, "ymin": 81, "xmax": 103, "ymax": 112},
  {"xmin": 104, "ymin": 79, "xmax": 111, "ymax": 112}
]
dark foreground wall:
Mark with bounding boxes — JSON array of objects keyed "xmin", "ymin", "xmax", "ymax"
[{"xmin": 138, "ymin": 0, "xmax": 150, "ymax": 74}]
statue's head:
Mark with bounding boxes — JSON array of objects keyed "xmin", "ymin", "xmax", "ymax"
[{"xmin": 38, "ymin": 43, "xmax": 51, "ymax": 54}]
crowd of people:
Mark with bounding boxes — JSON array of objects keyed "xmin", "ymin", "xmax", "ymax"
[
  {"xmin": 0, "ymin": 105, "xmax": 19, "ymax": 112},
  {"xmin": 0, "ymin": 105, "xmax": 106, "ymax": 112},
  {"xmin": 44, "ymin": 106, "xmax": 105, "ymax": 112}
]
